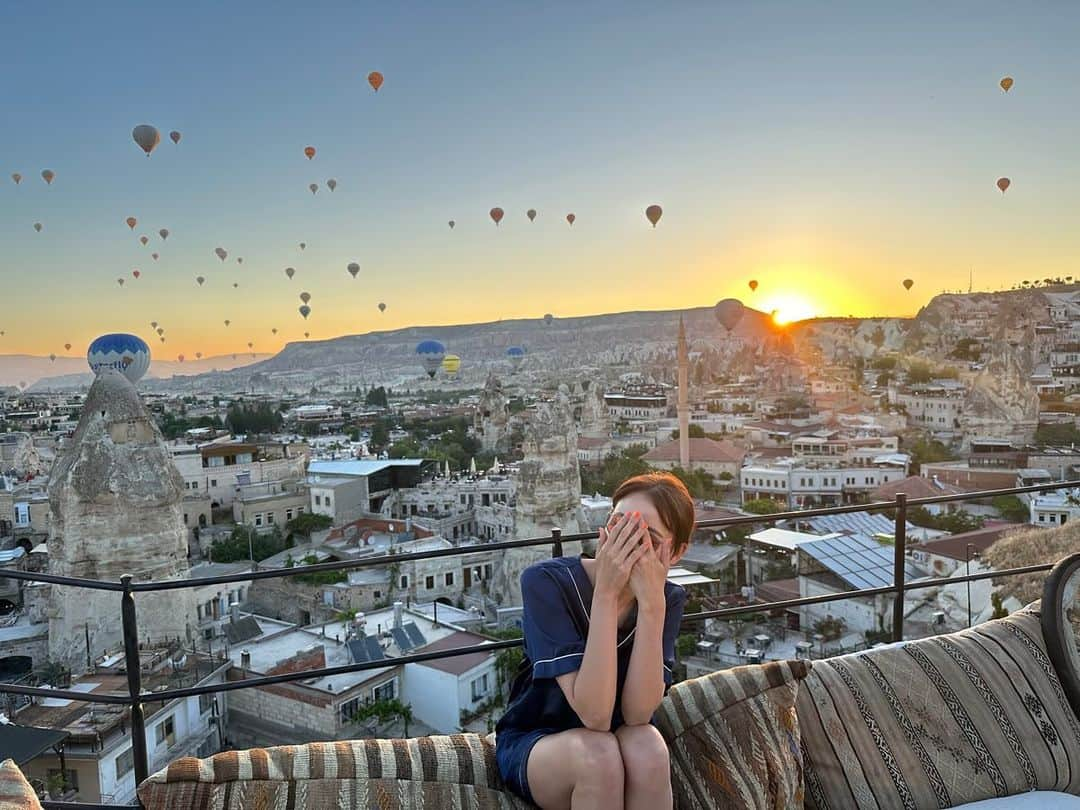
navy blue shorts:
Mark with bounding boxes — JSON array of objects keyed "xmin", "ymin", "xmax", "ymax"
[{"xmin": 495, "ymin": 728, "xmax": 557, "ymax": 804}]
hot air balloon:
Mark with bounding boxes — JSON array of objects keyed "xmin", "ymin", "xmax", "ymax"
[
  {"xmin": 902, "ymin": 278, "xmax": 914, "ymax": 291},
  {"xmin": 236, "ymin": 257, "xmax": 243, "ymax": 264},
  {"xmin": 309, "ymin": 183, "xmax": 318, "ymax": 195},
  {"xmin": 151, "ymin": 253, "xmax": 159, "ymax": 261},
  {"xmin": 159, "ymin": 228, "xmax": 169, "ymax": 240},
  {"xmin": 304, "ymin": 332, "xmax": 310, "ymax": 338},
  {"xmin": 49, "ymin": 354, "xmax": 55, "ymax": 362},
  {"xmin": 132, "ymin": 270, "xmax": 140, "ymax": 279},
  {"xmin": 215, "ymin": 247, "xmax": 227, "ymax": 261},
  {"xmin": 33, "ymin": 223, "xmax": 42, "ymax": 233},
  {"xmin": 442, "ymin": 354, "xmax": 461, "ymax": 377},
  {"xmin": 566, "ymin": 213, "xmax": 576, "ymax": 226},
  {"xmin": 64, "ymin": 343, "xmax": 71, "ymax": 351},
  {"xmin": 151, "ymin": 321, "xmax": 158, "ymax": 329},
  {"xmin": 527, "ymin": 209, "xmax": 537, "ymax": 222},
  {"xmin": 196, "ymin": 276, "xmax": 205, "ymax": 286},
  {"xmin": 88, "ymin": 333, "xmax": 151, "ymax": 383},
  {"xmin": 299, "ymin": 305, "xmax": 311, "ymax": 320},
  {"xmin": 285, "ymin": 267, "xmax": 296, "ymax": 279},
  {"xmin": 490, "ymin": 208, "xmax": 504, "ymax": 226},
  {"xmin": 1000, "ymin": 76, "xmax": 1014, "ymax": 92},
  {"xmin": 271, "ymin": 328, "xmax": 278, "ymax": 335},
  {"xmin": 196, "ymin": 352, "xmax": 202, "ymax": 359},
  {"xmin": 224, "ymin": 320, "xmax": 230, "ymax": 327},
  {"xmin": 506, "ymin": 346, "xmax": 526, "ymax": 372},
  {"xmin": 645, "ymin": 204, "xmax": 663, "ymax": 227},
  {"xmin": 347, "ymin": 262, "xmax": 360, "ymax": 278},
  {"xmin": 177, "ymin": 354, "xmax": 184, "ymax": 363},
  {"xmin": 299, "ymin": 242, "xmax": 306, "ymax": 251},
  {"xmin": 132, "ymin": 125, "xmax": 161, "ymax": 156},
  {"xmin": 378, "ymin": 302, "xmax": 386, "ymax": 312},
  {"xmin": 140, "ymin": 235, "xmax": 149, "ymax": 245},
  {"xmin": 126, "ymin": 217, "xmax": 137, "ymax": 230},
  {"xmin": 997, "ymin": 177, "xmax": 1011, "ymax": 194},
  {"xmin": 544, "ymin": 313, "xmax": 553, "ymax": 325},
  {"xmin": 304, "ymin": 146, "xmax": 316, "ymax": 160},
  {"xmin": 327, "ymin": 179, "xmax": 337, "ymax": 192},
  {"xmin": 415, "ymin": 340, "xmax": 445, "ymax": 378},
  {"xmin": 368, "ymin": 71, "xmax": 384, "ymax": 92},
  {"xmin": 714, "ymin": 298, "xmax": 745, "ymax": 332},
  {"xmin": 170, "ymin": 130, "xmax": 182, "ymax": 145},
  {"xmin": 448, "ymin": 220, "xmax": 455, "ymax": 229},
  {"xmin": 41, "ymin": 169, "xmax": 54, "ymax": 185},
  {"xmin": 247, "ymin": 342, "xmax": 253, "ymax": 350},
  {"xmin": 748, "ymin": 280, "xmax": 758, "ymax": 292},
  {"xmin": 156, "ymin": 327, "xmax": 164, "ymax": 336},
  {"xmin": 11, "ymin": 173, "xmax": 21, "ymax": 185},
  {"xmin": 300, "ymin": 291, "xmax": 311, "ymax": 304},
  {"xmin": 232, "ymin": 283, "xmax": 239, "ymax": 288},
  {"xmin": 117, "ymin": 278, "xmax": 125, "ymax": 287}
]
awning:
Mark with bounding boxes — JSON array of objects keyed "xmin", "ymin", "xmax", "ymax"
[{"xmin": 0, "ymin": 723, "xmax": 69, "ymax": 766}]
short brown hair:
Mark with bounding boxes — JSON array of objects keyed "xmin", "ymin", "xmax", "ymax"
[{"xmin": 611, "ymin": 472, "xmax": 695, "ymax": 553}]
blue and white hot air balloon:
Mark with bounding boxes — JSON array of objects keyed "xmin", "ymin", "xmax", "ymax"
[
  {"xmin": 506, "ymin": 345, "xmax": 526, "ymax": 373},
  {"xmin": 415, "ymin": 340, "xmax": 446, "ymax": 379},
  {"xmin": 87, "ymin": 333, "xmax": 151, "ymax": 384}
]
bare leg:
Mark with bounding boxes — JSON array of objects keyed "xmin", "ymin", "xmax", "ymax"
[
  {"xmin": 615, "ymin": 724, "xmax": 672, "ymax": 810},
  {"xmin": 525, "ymin": 728, "xmax": 624, "ymax": 810}
]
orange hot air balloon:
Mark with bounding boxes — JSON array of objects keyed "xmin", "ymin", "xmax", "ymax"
[
  {"xmin": 490, "ymin": 208, "xmax": 504, "ymax": 226},
  {"xmin": 645, "ymin": 204, "xmax": 662, "ymax": 227},
  {"xmin": 1000, "ymin": 76, "xmax": 1014, "ymax": 92},
  {"xmin": 527, "ymin": 209, "xmax": 537, "ymax": 222},
  {"xmin": 748, "ymin": 280, "xmax": 758, "ymax": 292},
  {"xmin": 566, "ymin": 213, "xmax": 576, "ymax": 226},
  {"xmin": 126, "ymin": 217, "xmax": 137, "ymax": 230},
  {"xmin": 304, "ymin": 146, "xmax": 316, "ymax": 160},
  {"xmin": 997, "ymin": 177, "xmax": 1011, "ymax": 193},
  {"xmin": 368, "ymin": 71, "xmax": 384, "ymax": 92},
  {"xmin": 902, "ymin": 278, "xmax": 914, "ymax": 290}
]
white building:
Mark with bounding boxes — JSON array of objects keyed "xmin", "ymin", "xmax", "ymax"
[{"xmin": 740, "ymin": 458, "xmax": 907, "ymax": 509}]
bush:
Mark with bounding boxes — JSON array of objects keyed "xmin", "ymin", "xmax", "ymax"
[
  {"xmin": 209, "ymin": 526, "xmax": 287, "ymax": 563},
  {"xmin": 286, "ymin": 513, "xmax": 332, "ymax": 537},
  {"xmin": 992, "ymin": 495, "xmax": 1029, "ymax": 523},
  {"xmin": 743, "ymin": 498, "xmax": 784, "ymax": 515}
]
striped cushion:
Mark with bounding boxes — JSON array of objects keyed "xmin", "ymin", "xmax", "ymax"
[
  {"xmin": 137, "ymin": 734, "xmax": 532, "ymax": 809},
  {"xmin": 655, "ymin": 659, "xmax": 811, "ymax": 810},
  {"xmin": 0, "ymin": 760, "xmax": 42, "ymax": 810},
  {"xmin": 798, "ymin": 605, "xmax": 1080, "ymax": 809}
]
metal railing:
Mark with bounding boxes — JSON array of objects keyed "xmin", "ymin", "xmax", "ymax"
[{"xmin": 1, "ymin": 478, "xmax": 1074, "ymax": 809}]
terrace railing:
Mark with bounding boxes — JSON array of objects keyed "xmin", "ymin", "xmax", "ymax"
[{"xmin": 1, "ymin": 478, "xmax": 1075, "ymax": 809}]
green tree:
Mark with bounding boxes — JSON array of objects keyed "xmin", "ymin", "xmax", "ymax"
[
  {"xmin": 1035, "ymin": 422, "xmax": 1080, "ymax": 445},
  {"xmin": 579, "ymin": 446, "xmax": 651, "ymax": 497},
  {"xmin": 364, "ymin": 386, "xmax": 389, "ymax": 409},
  {"xmin": 871, "ymin": 356, "xmax": 897, "ymax": 370},
  {"xmin": 209, "ymin": 526, "xmax": 287, "ymax": 563},
  {"xmin": 743, "ymin": 498, "xmax": 784, "ymax": 515},
  {"xmin": 906, "ymin": 362, "xmax": 933, "ymax": 384},
  {"xmin": 670, "ymin": 424, "xmax": 706, "ymax": 440},
  {"xmin": 992, "ymin": 495, "xmax": 1029, "ymax": 523},
  {"xmin": 906, "ymin": 437, "xmax": 956, "ymax": 474},
  {"xmin": 907, "ymin": 506, "xmax": 984, "ymax": 533},
  {"xmin": 286, "ymin": 513, "xmax": 333, "ymax": 538},
  {"xmin": 676, "ymin": 633, "xmax": 698, "ymax": 658}
]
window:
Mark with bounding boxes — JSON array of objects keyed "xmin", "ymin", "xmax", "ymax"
[
  {"xmin": 373, "ymin": 590, "xmax": 381, "ymax": 599},
  {"xmin": 372, "ymin": 679, "xmax": 396, "ymax": 702},
  {"xmin": 115, "ymin": 749, "xmax": 134, "ymax": 780},
  {"xmin": 399, "ymin": 575, "xmax": 408, "ymax": 589},
  {"xmin": 210, "ymin": 479, "xmax": 218, "ymax": 488},
  {"xmin": 445, "ymin": 572, "xmax": 454, "ymax": 586},
  {"xmin": 199, "ymin": 693, "xmax": 214, "ymax": 715},
  {"xmin": 484, "ymin": 564, "xmax": 492, "ymax": 579},
  {"xmin": 341, "ymin": 696, "xmax": 362, "ymax": 724},
  {"xmin": 471, "ymin": 673, "xmax": 490, "ymax": 701},
  {"xmin": 426, "ymin": 575, "xmax": 435, "ymax": 590},
  {"xmin": 325, "ymin": 496, "xmax": 333, "ymax": 508},
  {"xmin": 266, "ymin": 512, "xmax": 275, "ymax": 525},
  {"xmin": 315, "ymin": 495, "xmax": 322, "ymax": 506},
  {"xmin": 155, "ymin": 715, "xmax": 176, "ymax": 749},
  {"xmin": 254, "ymin": 513, "xmax": 263, "ymax": 527},
  {"xmin": 286, "ymin": 508, "xmax": 294, "ymax": 521}
]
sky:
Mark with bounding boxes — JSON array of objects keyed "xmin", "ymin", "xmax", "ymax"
[{"xmin": 2, "ymin": 0, "xmax": 1080, "ymax": 358}]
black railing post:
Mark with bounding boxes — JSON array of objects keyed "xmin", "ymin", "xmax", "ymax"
[
  {"xmin": 892, "ymin": 493, "xmax": 907, "ymax": 643},
  {"xmin": 121, "ymin": 574, "xmax": 150, "ymax": 786},
  {"xmin": 551, "ymin": 527, "xmax": 563, "ymax": 558}
]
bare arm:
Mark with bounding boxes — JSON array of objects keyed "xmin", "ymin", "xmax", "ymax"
[
  {"xmin": 620, "ymin": 603, "xmax": 666, "ymax": 725},
  {"xmin": 555, "ymin": 589, "xmax": 620, "ymax": 731}
]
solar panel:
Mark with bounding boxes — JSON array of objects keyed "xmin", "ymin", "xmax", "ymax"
[
  {"xmin": 347, "ymin": 639, "xmax": 370, "ymax": 664},
  {"xmin": 403, "ymin": 622, "xmax": 426, "ymax": 649},
  {"xmin": 224, "ymin": 617, "xmax": 262, "ymax": 645},
  {"xmin": 365, "ymin": 635, "xmax": 385, "ymax": 661},
  {"xmin": 799, "ymin": 534, "xmax": 922, "ymax": 590},
  {"xmin": 391, "ymin": 626, "xmax": 415, "ymax": 652}
]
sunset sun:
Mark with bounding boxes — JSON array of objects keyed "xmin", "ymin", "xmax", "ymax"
[{"xmin": 762, "ymin": 295, "xmax": 818, "ymax": 325}]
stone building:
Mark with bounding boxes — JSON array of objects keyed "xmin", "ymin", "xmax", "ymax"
[
  {"xmin": 46, "ymin": 371, "xmax": 196, "ymax": 675},
  {"xmin": 474, "ymin": 374, "xmax": 510, "ymax": 453}
]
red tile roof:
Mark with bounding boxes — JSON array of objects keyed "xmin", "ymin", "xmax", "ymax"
[
  {"xmin": 909, "ymin": 522, "xmax": 1024, "ymax": 561},
  {"xmin": 643, "ymin": 438, "xmax": 746, "ymax": 464},
  {"xmin": 415, "ymin": 631, "xmax": 495, "ymax": 676},
  {"xmin": 870, "ymin": 475, "xmax": 970, "ymax": 501}
]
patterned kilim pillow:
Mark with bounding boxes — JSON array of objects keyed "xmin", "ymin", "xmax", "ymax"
[
  {"xmin": 798, "ymin": 605, "xmax": 1080, "ymax": 809},
  {"xmin": 654, "ymin": 659, "xmax": 811, "ymax": 810},
  {"xmin": 0, "ymin": 759, "xmax": 43, "ymax": 810},
  {"xmin": 137, "ymin": 734, "xmax": 533, "ymax": 810}
]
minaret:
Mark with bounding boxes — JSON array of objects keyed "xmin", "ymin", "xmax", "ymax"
[{"xmin": 677, "ymin": 317, "xmax": 690, "ymax": 468}]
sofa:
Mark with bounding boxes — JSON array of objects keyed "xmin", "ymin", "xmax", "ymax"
[{"xmin": 6, "ymin": 552, "xmax": 1080, "ymax": 809}]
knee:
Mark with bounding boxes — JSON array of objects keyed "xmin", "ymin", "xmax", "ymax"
[
  {"xmin": 570, "ymin": 729, "xmax": 624, "ymax": 790},
  {"xmin": 615, "ymin": 724, "xmax": 671, "ymax": 787}
]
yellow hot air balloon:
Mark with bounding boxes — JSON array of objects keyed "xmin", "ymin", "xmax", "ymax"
[
  {"xmin": 903, "ymin": 278, "xmax": 914, "ymax": 290},
  {"xmin": 1000, "ymin": 76, "xmax": 1014, "ymax": 92},
  {"xmin": 304, "ymin": 146, "xmax": 316, "ymax": 160},
  {"xmin": 645, "ymin": 204, "xmax": 662, "ymax": 227},
  {"xmin": 368, "ymin": 71, "xmax": 384, "ymax": 92},
  {"xmin": 997, "ymin": 177, "xmax": 1011, "ymax": 193},
  {"xmin": 126, "ymin": 216, "xmax": 137, "ymax": 230},
  {"xmin": 442, "ymin": 354, "xmax": 461, "ymax": 377}
]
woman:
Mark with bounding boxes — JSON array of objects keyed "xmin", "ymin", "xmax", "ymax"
[{"xmin": 496, "ymin": 472, "xmax": 692, "ymax": 810}]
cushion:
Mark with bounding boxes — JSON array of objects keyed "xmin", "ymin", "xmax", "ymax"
[
  {"xmin": 0, "ymin": 760, "xmax": 42, "ymax": 810},
  {"xmin": 1041, "ymin": 552, "xmax": 1080, "ymax": 717},
  {"xmin": 798, "ymin": 604, "xmax": 1080, "ymax": 809},
  {"xmin": 137, "ymin": 734, "xmax": 532, "ymax": 810},
  {"xmin": 955, "ymin": 791, "xmax": 1080, "ymax": 808},
  {"xmin": 654, "ymin": 658, "xmax": 810, "ymax": 810}
]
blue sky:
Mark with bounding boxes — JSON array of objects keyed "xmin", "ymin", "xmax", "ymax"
[{"xmin": 2, "ymin": 1, "xmax": 1079, "ymax": 357}]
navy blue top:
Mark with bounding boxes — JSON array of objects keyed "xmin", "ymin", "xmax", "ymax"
[{"xmin": 497, "ymin": 555, "xmax": 687, "ymax": 737}]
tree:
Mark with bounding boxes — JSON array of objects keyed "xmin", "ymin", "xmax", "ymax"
[
  {"xmin": 670, "ymin": 424, "xmax": 706, "ymax": 440},
  {"xmin": 990, "ymin": 592, "xmax": 1009, "ymax": 620},
  {"xmin": 364, "ymin": 386, "xmax": 389, "ymax": 409},
  {"xmin": 743, "ymin": 498, "xmax": 784, "ymax": 515},
  {"xmin": 906, "ymin": 362, "xmax": 933, "ymax": 384},
  {"xmin": 870, "ymin": 326, "xmax": 886, "ymax": 349},
  {"xmin": 812, "ymin": 615, "xmax": 846, "ymax": 642},
  {"xmin": 579, "ymin": 446, "xmax": 651, "ymax": 497},
  {"xmin": 992, "ymin": 495, "xmax": 1029, "ymax": 523},
  {"xmin": 1035, "ymin": 422, "xmax": 1080, "ymax": 445},
  {"xmin": 286, "ymin": 513, "xmax": 332, "ymax": 539},
  {"xmin": 209, "ymin": 526, "xmax": 287, "ymax": 563},
  {"xmin": 676, "ymin": 633, "xmax": 698, "ymax": 658},
  {"xmin": 907, "ymin": 506, "xmax": 984, "ymax": 534},
  {"xmin": 907, "ymin": 437, "xmax": 956, "ymax": 474}
]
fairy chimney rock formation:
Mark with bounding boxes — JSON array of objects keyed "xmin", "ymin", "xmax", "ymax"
[{"xmin": 47, "ymin": 370, "xmax": 195, "ymax": 674}]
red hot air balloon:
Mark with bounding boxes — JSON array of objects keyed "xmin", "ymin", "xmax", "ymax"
[
  {"xmin": 304, "ymin": 146, "xmax": 316, "ymax": 160},
  {"xmin": 368, "ymin": 71, "xmax": 384, "ymax": 92},
  {"xmin": 132, "ymin": 270, "xmax": 141, "ymax": 279},
  {"xmin": 997, "ymin": 177, "xmax": 1011, "ymax": 193},
  {"xmin": 566, "ymin": 213, "xmax": 576, "ymax": 226},
  {"xmin": 126, "ymin": 217, "xmax": 137, "ymax": 230},
  {"xmin": 645, "ymin": 205, "xmax": 662, "ymax": 227},
  {"xmin": 490, "ymin": 208, "xmax": 504, "ymax": 226}
]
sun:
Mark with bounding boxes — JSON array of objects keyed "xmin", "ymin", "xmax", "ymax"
[{"xmin": 762, "ymin": 294, "xmax": 818, "ymax": 325}]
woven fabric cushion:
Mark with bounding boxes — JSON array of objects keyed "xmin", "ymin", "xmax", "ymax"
[
  {"xmin": 137, "ymin": 734, "xmax": 532, "ymax": 810},
  {"xmin": 0, "ymin": 760, "xmax": 42, "ymax": 810},
  {"xmin": 654, "ymin": 659, "xmax": 811, "ymax": 810},
  {"xmin": 798, "ymin": 605, "xmax": 1080, "ymax": 809}
]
